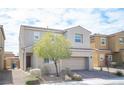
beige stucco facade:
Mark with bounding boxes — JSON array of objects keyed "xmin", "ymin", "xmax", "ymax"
[
  {"xmin": 0, "ymin": 25, "xmax": 5, "ymax": 70},
  {"xmin": 19, "ymin": 25, "xmax": 92, "ymax": 73}
]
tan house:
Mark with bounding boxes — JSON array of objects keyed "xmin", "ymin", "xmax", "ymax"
[
  {"xmin": 0, "ymin": 25, "xmax": 5, "ymax": 70},
  {"xmin": 91, "ymin": 31, "xmax": 124, "ymax": 67},
  {"xmin": 19, "ymin": 25, "xmax": 92, "ymax": 73},
  {"xmin": 90, "ymin": 34, "xmax": 112, "ymax": 67},
  {"xmin": 108, "ymin": 31, "xmax": 124, "ymax": 64},
  {"xmin": 4, "ymin": 52, "xmax": 20, "ymax": 69}
]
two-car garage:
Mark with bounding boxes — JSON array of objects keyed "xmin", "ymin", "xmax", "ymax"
[{"xmin": 62, "ymin": 57, "xmax": 90, "ymax": 70}]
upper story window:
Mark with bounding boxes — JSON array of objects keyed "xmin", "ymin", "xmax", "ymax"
[
  {"xmin": 75, "ymin": 34, "xmax": 83, "ymax": 43},
  {"xmin": 101, "ymin": 37, "xmax": 107, "ymax": 46},
  {"xmin": 34, "ymin": 32, "xmax": 40, "ymax": 41},
  {"xmin": 119, "ymin": 37, "xmax": 124, "ymax": 44}
]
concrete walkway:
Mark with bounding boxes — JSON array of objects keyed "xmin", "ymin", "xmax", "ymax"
[{"xmin": 94, "ymin": 67, "xmax": 124, "ymax": 74}]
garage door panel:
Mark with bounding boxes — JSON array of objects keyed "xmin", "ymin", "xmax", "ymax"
[{"xmin": 62, "ymin": 57, "xmax": 86, "ymax": 70}]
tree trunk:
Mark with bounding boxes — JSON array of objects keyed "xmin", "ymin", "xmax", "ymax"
[{"xmin": 54, "ymin": 60, "xmax": 59, "ymax": 77}]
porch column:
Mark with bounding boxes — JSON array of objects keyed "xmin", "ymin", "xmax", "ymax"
[
  {"xmin": 0, "ymin": 49, "xmax": 4, "ymax": 70},
  {"xmin": 23, "ymin": 50, "xmax": 26, "ymax": 70},
  {"xmin": 88, "ymin": 56, "xmax": 92, "ymax": 70}
]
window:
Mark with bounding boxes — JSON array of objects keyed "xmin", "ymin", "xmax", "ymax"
[
  {"xmin": 101, "ymin": 37, "xmax": 107, "ymax": 45},
  {"xmin": 99, "ymin": 54, "xmax": 105, "ymax": 62},
  {"xmin": 75, "ymin": 34, "xmax": 83, "ymax": 43},
  {"xmin": 44, "ymin": 58, "xmax": 54, "ymax": 64},
  {"xmin": 107, "ymin": 55, "xmax": 112, "ymax": 62},
  {"xmin": 119, "ymin": 37, "xmax": 124, "ymax": 44},
  {"xmin": 34, "ymin": 32, "xmax": 40, "ymax": 41}
]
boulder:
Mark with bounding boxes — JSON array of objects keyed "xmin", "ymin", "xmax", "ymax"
[
  {"xmin": 72, "ymin": 73, "xmax": 82, "ymax": 81},
  {"xmin": 64, "ymin": 74, "xmax": 72, "ymax": 81},
  {"xmin": 30, "ymin": 69, "xmax": 42, "ymax": 79}
]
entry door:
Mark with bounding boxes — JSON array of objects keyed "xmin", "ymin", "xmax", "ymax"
[{"xmin": 26, "ymin": 56, "xmax": 31, "ymax": 68}]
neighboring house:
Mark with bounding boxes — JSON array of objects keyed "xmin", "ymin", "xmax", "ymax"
[
  {"xmin": 4, "ymin": 52, "xmax": 20, "ymax": 69},
  {"xmin": 91, "ymin": 31, "xmax": 124, "ymax": 67},
  {"xmin": 90, "ymin": 34, "xmax": 112, "ymax": 67},
  {"xmin": 19, "ymin": 25, "xmax": 92, "ymax": 73},
  {"xmin": 108, "ymin": 31, "xmax": 124, "ymax": 64},
  {"xmin": 0, "ymin": 25, "xmax": 5, "ymax": 70}
]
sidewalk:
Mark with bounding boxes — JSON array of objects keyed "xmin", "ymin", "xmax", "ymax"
[
  {"xmin": 48, "ymin": 77, "xmax": 124, "ymax": 85},
  {"xmin": 94, "ymin": 67, "xmax": 124, "ymax": 74}
]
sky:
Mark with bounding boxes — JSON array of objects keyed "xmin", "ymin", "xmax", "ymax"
[{"xmin": 0, "ymin": 8, "xmax": 124, "ymax": 55}]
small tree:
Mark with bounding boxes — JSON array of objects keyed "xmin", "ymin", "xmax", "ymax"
[{"xmin": 33, "ymin": 32, "xmax": 71, "ymax": 76}]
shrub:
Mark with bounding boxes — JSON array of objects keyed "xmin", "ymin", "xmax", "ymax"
[
  {"xmin": 71, "ymin": 73, "xmax": 82, "ymax": 81},
  {"xmin": 25, "ymin": 75, "xmax": 40, "ymax": 85},
  {"xmin": 115, "ymin": 71, "xmax": 123, "ymax": 76}
]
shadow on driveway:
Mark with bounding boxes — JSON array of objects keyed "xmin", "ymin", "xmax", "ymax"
[{"xmin": 0, "ymin": 70, "xmax": 13, "ymax": 85}]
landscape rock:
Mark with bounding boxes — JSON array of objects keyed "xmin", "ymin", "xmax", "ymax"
[
  {"xmin": 64, "ymin": 74, "xmax": 72, "ymax": 81},
  {"xmin": 30, "ymin": 69, "xmax": 42, "ymax": 79}
]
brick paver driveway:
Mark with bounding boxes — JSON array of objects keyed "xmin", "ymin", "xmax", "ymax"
[{"xmin": 0, "ymin": 69, "xmax": 29, "ymax": 85}]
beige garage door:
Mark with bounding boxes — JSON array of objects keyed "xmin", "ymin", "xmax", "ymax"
[{"xmin": 62, "ymin": 57, "xmax": 87, "ymax": 70}]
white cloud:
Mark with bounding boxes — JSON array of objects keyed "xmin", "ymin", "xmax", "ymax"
[{"xmin": 0, "ymin": 8, "xmax": 124, "ymax": 54}]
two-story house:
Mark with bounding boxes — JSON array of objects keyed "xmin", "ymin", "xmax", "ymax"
[
  {"xmin": 108, "ymin": 31, "xmax": 124, "ymax": 64},
  {"xmin": 90, "ymin": 34, "xmax": 112, "ymax": 67},
  {"xmin": 91, "ymin": 31, "xmax": 124, "ymax": 67},
  {"xmin": 19, "ymin": 25, "xmax": 92, "ymax": 73},
  {"xmin": 0, "ymin": 25, "xmax": 5, "ymax": 70}
]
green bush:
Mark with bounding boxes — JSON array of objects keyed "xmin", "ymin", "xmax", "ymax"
[
  {"xmin": 25, "ymin": 75, "xmax": 40, "ymax": 85},
  {"xmin": 115, "ymin": 71, "xmax": 123, "ymax": 76}
]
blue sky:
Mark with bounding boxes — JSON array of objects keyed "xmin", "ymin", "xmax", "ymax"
[{"xmin": 0, "ymin": 8, "xmax": 124, "ymax": 55}]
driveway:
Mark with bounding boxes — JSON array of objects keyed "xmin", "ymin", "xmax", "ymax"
[{"xmin": 0, "ymin": 70, "xmax": 13, "ymax": 84}]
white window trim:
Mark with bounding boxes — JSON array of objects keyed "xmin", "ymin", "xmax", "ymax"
[
  {"xmin": 34, "ymin": 32, "xmax": 40, "ymax": 42},
  {"xmin": 119, "ymin": 37, "xmax": 124, "ymax": 44},
  {"xmin": 75, "ymin": 34, "xmax": 83, "ymax": 43},
  {"xmin": 44, "ymin": 58, "xmax": 54, "ymax": 64},
  {"xmin": 107, "ymin": 55, "xmax": 112, "ymax": 62},
  {"xmin": 101, "ymin": 37, "xmax": 107, "ymax": 46}
]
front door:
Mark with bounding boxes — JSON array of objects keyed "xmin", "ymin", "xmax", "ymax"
[{"xmin": 26, "ymin": 56, "xmax": 31, "ymax": 68}]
